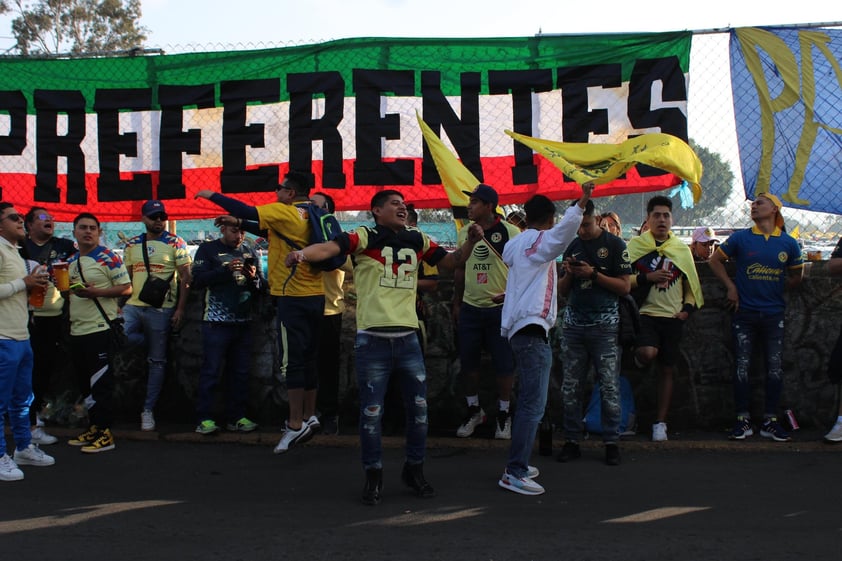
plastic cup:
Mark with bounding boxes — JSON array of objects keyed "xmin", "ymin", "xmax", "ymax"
[
  {"xmin": 28, "ymin": 265, "xmax": 48, "ymax": 308},
  {"xmin": 29, "ymin": 283, "xmax": 46, "ymax": 307},
  {"xmin": 53, "ymin": 261, "xmax": 70, "ymax": 291}
]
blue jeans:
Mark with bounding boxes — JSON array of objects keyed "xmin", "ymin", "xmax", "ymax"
[
  {"xmin": 732, "ymin": 309, "xmax": 785, "ymax": 416},
  {"xmin": 123, "ymin": 304, "xmax": 174, "ymax": 410},
  {"xmin": 506, "ymin": 331, "xmax": 552, "ymax": 478},
  {"xmin": 0, "ymin": 339, "xmax": 34, "ymax": 452},
  {"xmin": 560, "ymin": 324, "xmax": 621, "ymax": 443},
  {"xmin": 196, "ymin": 322, "xmax": 252, "ymax": 423},
  {"xmin": 355, "ymin": 332, "xmax": 428, "ymax": 470}
]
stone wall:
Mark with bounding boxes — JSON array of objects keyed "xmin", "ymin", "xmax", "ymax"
[{"xmin": 44, "ymin": 261, "xmax": 842, "ymax": 432}]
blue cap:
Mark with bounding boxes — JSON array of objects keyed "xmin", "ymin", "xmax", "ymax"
[
  {"xmin": 141, "ymin": 200, "xmax": 166, "ymax": 217},
  {"xmin": 462, "ymin": 183, "xmax": 498, "ymax": 207}
]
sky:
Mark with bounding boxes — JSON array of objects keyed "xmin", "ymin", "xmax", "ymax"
[{"xmin": 0, "ymin": 0, "xmax": 840, "ymax": 52}]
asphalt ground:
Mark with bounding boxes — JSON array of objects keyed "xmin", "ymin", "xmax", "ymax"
[{"xmin": 4, "ymin": 424, "xmax": 842, "ymax": 561}]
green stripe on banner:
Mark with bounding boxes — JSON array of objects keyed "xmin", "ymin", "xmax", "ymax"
[{"xmin": 0, "ymin": 33, "xmax": 690, "ymax": 111}]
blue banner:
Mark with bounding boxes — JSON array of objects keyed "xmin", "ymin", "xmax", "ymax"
[{"xmin": 730, "ymin": 26, "xmax": 842, "ymax": 214}]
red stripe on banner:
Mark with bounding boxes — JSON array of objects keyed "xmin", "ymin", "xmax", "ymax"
[{"xmin": 0, "ymin": 156, "xmax": 678, "ymax": 222}]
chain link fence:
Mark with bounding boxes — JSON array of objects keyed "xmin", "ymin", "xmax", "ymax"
[
  {"xmin": 148, "ymin": 27, "xmax": 842, "ymax": 252},
  {"xmin": 5, "ymin": 27, "xmax": 842, "ymax": 252}
]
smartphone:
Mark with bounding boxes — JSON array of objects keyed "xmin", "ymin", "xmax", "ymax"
[
  {"xmin": 69, "ymin": 282, "xmax": 86, "ymax": 290},
  {"xmin": 569, "ymin": 260, "xmax": 585, "ymax": 266}
]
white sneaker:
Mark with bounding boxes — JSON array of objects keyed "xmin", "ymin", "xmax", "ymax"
[
  {"xmin": 498, "ymin": 471, "xmax": 545, "ymax": 496},
  {"xmin": 824, "ymin": 420, "xmax": 842, "ymax": 443},
  {"xmin": 526, "ymin": 465, "xmax": 540, "ymax": 479},
  {"xmin": 494, "ymin": 411, "xmax": 512, "ymax": 440},
  {"xmin": 13, "ymin": 444, "xmax": 55, "ymax": 467},
  {"xmin": 0, "ymin": 454, "xmax": 24, "ymax": 481},
  {"xmin": 273, "ymin": 421, "xmax": 314, "ymax": 454},
  {"xmin": 304, "ymin": 415, "xmax": 321, "ymax": 432},
  {"xmin": 141, "ymin": 409, "xmax": 156, "ymax": 431},
  {"xmin": 456, "ymin": 406, "xmax": 486, "ymax": 437},
  {"xmin": 31, "ymin": 426, "xmax": 58, "ymax": 445},
  {"xmin": 652, "ymin": 422, "xmax": 668, "ymax": 442}
]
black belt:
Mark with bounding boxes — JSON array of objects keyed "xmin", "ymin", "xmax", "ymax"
[{"xmin": 514, "ymin": 324, "xmax": 547, "ymax": 342}]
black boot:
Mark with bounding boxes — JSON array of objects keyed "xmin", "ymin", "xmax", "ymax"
[
  {"xmin": 362, "ymin": 468, "xmax": 383, "ymax": 505},
  {"xmin": 401, "ymin": 462, "xmax": 435, "ymax": 498}
]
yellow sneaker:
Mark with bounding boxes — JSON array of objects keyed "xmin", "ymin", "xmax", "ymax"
[
  {"xmin": 81, "ymin": 428, "xmax": 116, "ymax": 454},
  {"xmin": 68, "ymin": 425, "xmax": 99, "ymax": 447}
]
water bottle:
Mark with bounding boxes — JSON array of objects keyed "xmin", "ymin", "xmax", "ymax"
[{"xmin": 539, "ymin": 415, "xmax": 553, "ymax": 456}]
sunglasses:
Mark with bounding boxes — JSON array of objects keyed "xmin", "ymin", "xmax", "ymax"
[
  {"xmin": 36, "ymin": 213, "xmax": 53, "ymax": 221},
  {"xmin": 147, "ymin": 213, "xmax": 168, "ymax": 221},
  {"xmin": 2, "ymin": 213, "xmax": 23, "ymax": 223},
  {"xmin": 276, "ymin": 184, "xmax": 294, "ymax": 192}
]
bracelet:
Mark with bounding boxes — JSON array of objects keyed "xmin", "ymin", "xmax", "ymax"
[{"xmin": 297, "ymin": 250, "xmax": 307, "ymax": 263}]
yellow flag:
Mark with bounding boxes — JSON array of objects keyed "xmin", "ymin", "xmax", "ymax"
[
  {"xmin": 505, "ymin": 130, "xmax": 703, "ymax": 204},
  {"xmin": 417, "ymin": 113, "xmax": 480, "ymax": 230}
]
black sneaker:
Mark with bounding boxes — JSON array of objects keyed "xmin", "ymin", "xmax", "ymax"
[
  {"xmin": 401, "ymin": 462, "xmax": 435, "ymax": 498},
  {"xmin": 556, "ymin": 441, "xmax": 581, "ymax": 463},
  {"xmin": 362, "ymin": 468, "xmax": 383, "ymax": 505},
  {"xmin": 605, "ymin": 443, "xmax": 621, "ymax": 466}
]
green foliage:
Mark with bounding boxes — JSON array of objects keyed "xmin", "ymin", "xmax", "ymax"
[{"xmin": 1, "ymin": 0, "xmax": 147, "ymax": 56}]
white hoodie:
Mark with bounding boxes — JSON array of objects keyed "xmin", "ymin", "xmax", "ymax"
[{"xmin": 500, "ymin": 204, "xmax": 584, "ymax": 340}]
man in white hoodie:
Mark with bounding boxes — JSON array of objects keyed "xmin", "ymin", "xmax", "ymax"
[{"xmin": 497, "ymin": 184, "xmax": 592, "ymax": 496}]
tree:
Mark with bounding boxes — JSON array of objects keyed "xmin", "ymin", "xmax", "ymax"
[{"xmin": 0, "ymin": 0, "xmax": 147, "ymax": 56}]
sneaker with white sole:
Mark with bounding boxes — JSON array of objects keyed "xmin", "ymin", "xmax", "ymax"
[
  {"xmin": 526, "ymin": 465, "xmax": 540, "ymax": 479},
  {"xmin": 494, "ymin": 411, "xmax": 512, "ymax": 440},
  {"xmin": 0, "ymin": 454, "xmax": 24, "ymax": 481},
  {"xmin": 195, "ymin": 420, "xmax": 220, "ymax": 435},
  {"xmin": 456, "ymin": 406, "xmax": 486, "ymax": 438},
  {"xmin": 69, "ymin": 425, "xmax": 100, "ymax": 446},
  {"xmin": 498, "ymin": 470, "xmax": 545, "ymax": 496},
  {"xmin": 140, "ymin": 409, "xmax": 156, "ymax": 431},
  {"xmin": 304, "ymin": 415, "xmax": 321, "ymax": 433},
  {"xmin": 273, "ymin": 421, "xmax": 313, "ymax": 454},
  {"xmin": 81, "ymin": 428, "xmax": 116, "ymax": 453},
  {"xmin": 729, "ymin": 416, "xmax": 754, "ymax": 440},
  {"xmin": 760, "ymin": 417, "xmax": 791, "ymax": 442},
  {"xmin": 652, "ymin": 422, "xmax": 668, "ymax": 442},
  {"xmin": 226, "ymin": 417, "xmax": 258, "ymax": 432},
  {"xmin": 13, "ymin": 443, "xmax": 55, "ymax": 466},
  {"xmin": 30, "ymin": 426, "xmax": 58, "ymax": 445},
  {"xmin": 824, "ymin": 420, "xmax": 842, "ymax": 443}
]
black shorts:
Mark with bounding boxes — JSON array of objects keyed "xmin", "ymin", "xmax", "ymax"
[{"xmin": 635, "ymin": 315, "xmax": 685, "ymax": 366}]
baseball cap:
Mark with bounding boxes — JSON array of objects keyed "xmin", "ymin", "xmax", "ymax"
[
  {"xmin": 755, "ymin": 193, "xmax": 785, "ymax": 229},
  {"xmin": 462, "ymin": 183, "xmax": 498, "ymax": 207},
  {"xmin": 142, "ymin": 200, "xmax": 166, "ymax": 217},
  {"xmin": 691, "ymin": 227, "xmax": 718, "ymax": 243}
]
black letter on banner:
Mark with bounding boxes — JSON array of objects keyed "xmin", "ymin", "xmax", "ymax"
[
  {"xmin": 353, "ymin": 69, "xmax": 414, "ymax": 185},
  {"xmin": 420, "ymin": 71, "xmax": 482, "ymax": 184},
  {"xmin": 288, "ymin": 72, "xmax": 345, "ymax": 189},
  {"xmin": 489, "ymin": 69, "xmax": 554, "ymax": 185},
  {"xmin": 94, "ymin": 89, "xmax": 153, "ymax": 202},
  {"xmin": 628, "ymin": 57, "xmax": 689, "ymax": 176},
  {"xmin": 220, "ymin": 79, "xmax": 280, "ymax": 193},
  {"xmin": 159, "ymin": 84, "xmax": 215, "ymax": 200},
  {"xmin": 557, "ymin": 64, "xmax": 621, "ymax": 142},
  {"xmin": 34, "ymin": 90, "xmax": 87, "ymax": 204},
  {"xmin": 0, "ymin": 91, "xmax": 27, "ymax": 200}
]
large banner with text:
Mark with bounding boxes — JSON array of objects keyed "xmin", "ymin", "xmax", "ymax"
[
  {"xmin": 0, "ymin": 33, "xmax": 691, "ymax": 221},
  {"xmin": 731, "ymin": 26, "xmax": 842, "ymax": 215}
]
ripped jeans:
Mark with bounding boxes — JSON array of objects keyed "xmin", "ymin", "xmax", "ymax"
[
  {"xmin": 732, "ymin": 309, "xmax": 785, "ymax": 416},
  {"xmin": 355, "ymin": 331, "xmax": 428, "ymax": 470}
]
